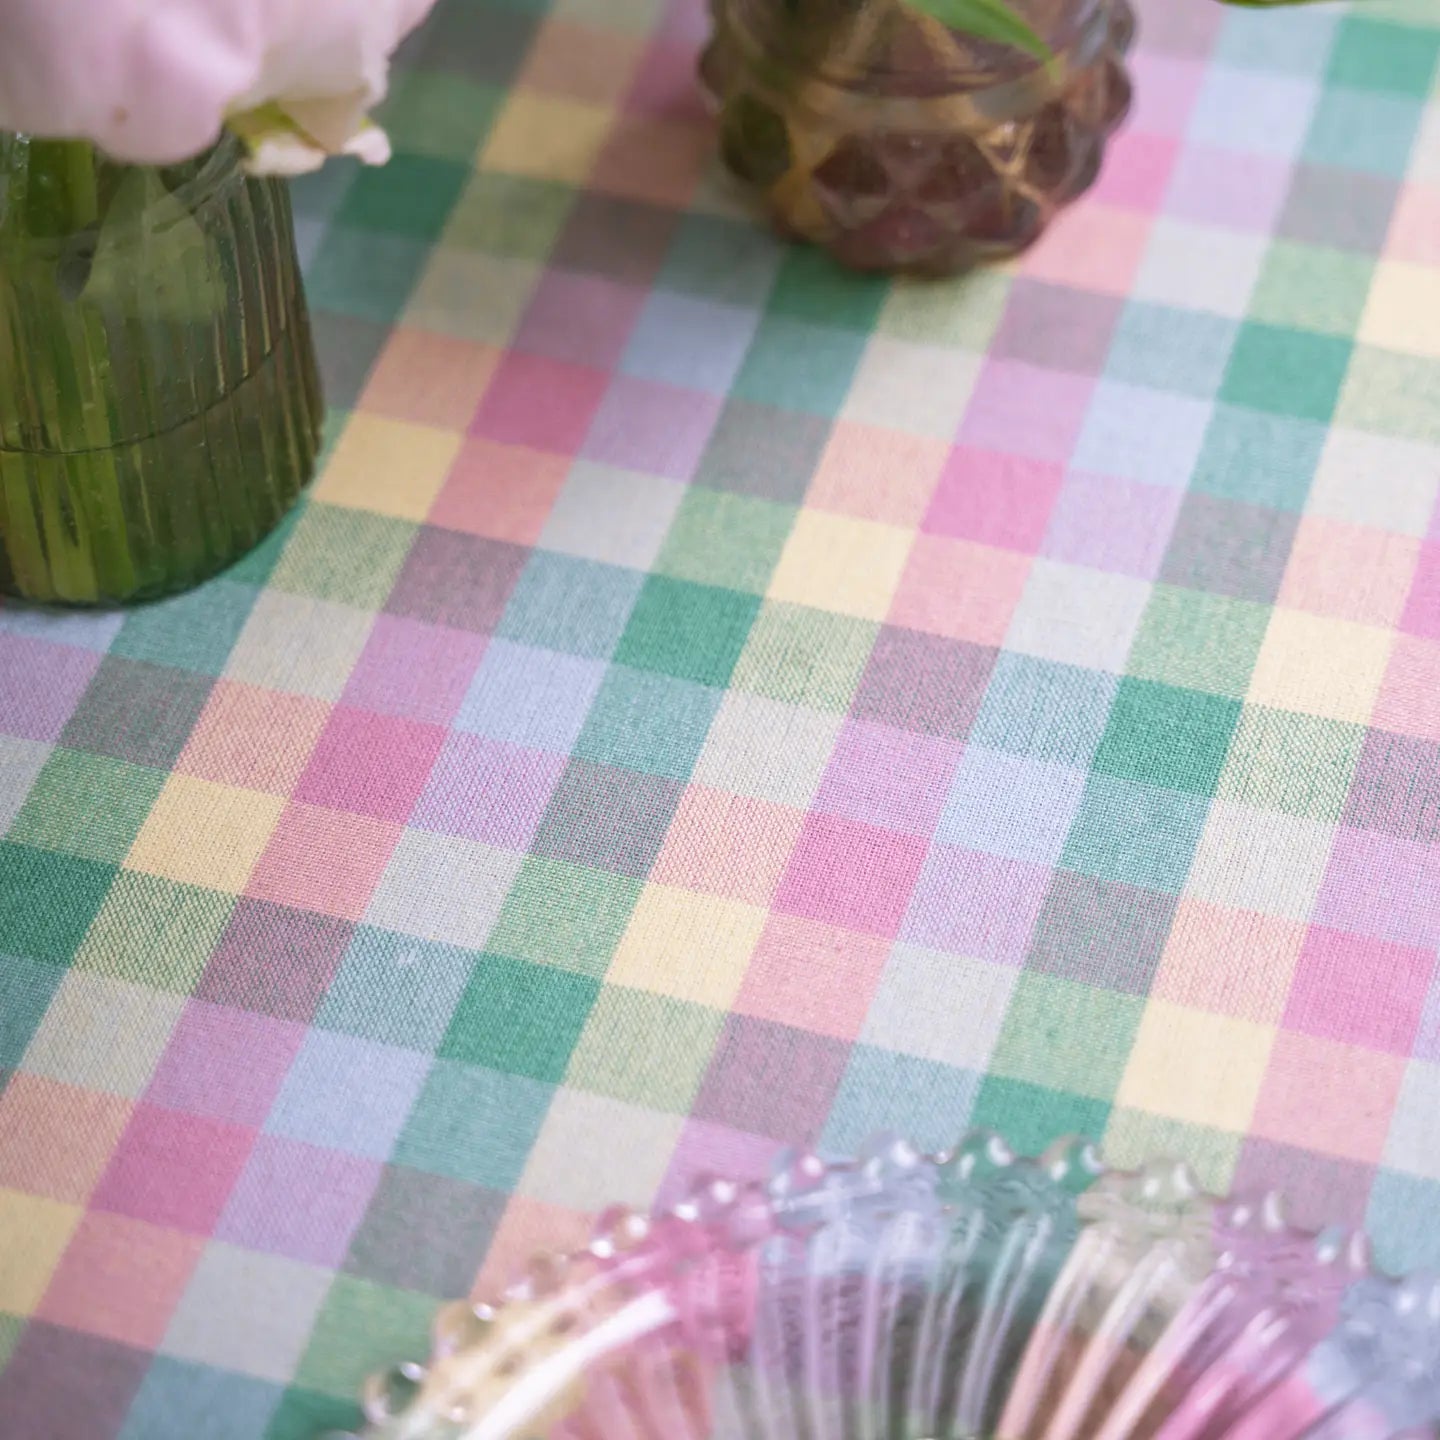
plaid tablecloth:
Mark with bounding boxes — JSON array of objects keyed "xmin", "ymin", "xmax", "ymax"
[{"xmin": 2, "ymin": 0, "xmax": 1439, "ymax": 1434}]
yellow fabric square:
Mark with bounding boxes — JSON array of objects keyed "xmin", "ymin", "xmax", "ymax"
[
  {"xmin": 1117, "ymin": 1001, "xmax": 1274, "ymax": 1133},
  {"xmin": 479, "ymin": 93, "xmax": 613, "ymax": 182},
  {"xmin": 126, "ymin": 776, "xmax": 284, "ymax": 894},
  {"xmin": 0, "ymin": 1190, "xmax": 80, "ymax": 1315},
  {"xmin": 1359, "ymin": 260, "xmax": 1440, "ymax": 359},
  {"xmin": 311, "ymin": 414, "xmax": 460, "ymax": 522},
  {"xmin": 767, "ymin": 512, "xmax": 913, "ymax": 621},
  {"xmin": 1248, "ymin": 608, "xmax": 1395, "ymax": 724},
  {"xmin": 606, "ymin": 884, "xmax": 766, "ymax": 1008}
]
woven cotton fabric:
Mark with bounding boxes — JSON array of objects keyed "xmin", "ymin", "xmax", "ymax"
[{"xmin": 1, "ymin": 0, "xmax": 1438, "ymax": 1434}]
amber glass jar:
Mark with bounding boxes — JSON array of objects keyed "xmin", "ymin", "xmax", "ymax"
[{"xmin": 701, "ymin": 0, "xmax": 1135, "ymax": 273}]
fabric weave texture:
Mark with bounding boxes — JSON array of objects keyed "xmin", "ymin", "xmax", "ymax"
[{"xmin": 1, "ymin": 0, "xmax": 1438, "ymax": 1435}]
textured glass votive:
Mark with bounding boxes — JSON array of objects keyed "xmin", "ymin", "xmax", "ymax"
[
  {"xmin": 700, "ymin": 0, "xmax": 1136, "ymax": 274},
  {"xmin": 0, "ymin": 133, "xmax": 322, "ymax": 605}
]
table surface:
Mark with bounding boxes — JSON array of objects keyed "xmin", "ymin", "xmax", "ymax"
[{"xmin": 3, "ymin": 0, "xmax": 1440, "ymax": 1433}]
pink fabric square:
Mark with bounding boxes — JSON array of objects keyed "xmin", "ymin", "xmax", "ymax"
[
  {"xmin": 1250, "ymin": 1031, "xmax": 1406, "ymax": 1164},
  {"xmin": 1386, "ymin": 182, "xmax": 1440, "ymax": 267},
  {"xmin": 580, "ymin": 375, "xmax": 721, "ymax": 480},
  {"xmin": 1126, "ymin": 54, "xmax": 1207, "ymax": 138},
  {"xmin": 294, "ymin": 706, "xmax": 447, "ymax": 823},
  {"xmin": 342, "ymin": 616, "xmax": 488, "ymax": 727},
  {"xmin": 247, "ymin": 803, "xmax": 402, "ymax": 921},
  {"xmin": 625, "ymin": 38, "xmax": 709, "ymax": 120},
  {"xmin": 654, "ymin": 1117, "xmax": 785, "ymax": 1212},
  {"xmin": 92, "ymin": 1104, "xmax": 255, "ymax": 1233},
  {"xmin": 1401, "ymin": 540, "xmax": 1440, "ymax": 640},
  {"xmin": 652, "ymin": 787, "xmax": 807, "ymax": 907},
  {"xmin": 216, "ymin": 1134, "xmax": 381, "ymax": 1267},
  {"xmin": 956, "ymin": 364, "xmax": 1095, "ymax": 465},
  {"xmin": 812, "ymin": 719, "xmax": 962, "ymax": 836},
  {"xmin": 1164, "ymin": 145, "xmax": 1291, "ymax": 232},
  {"xmin": 774, "ymin": 812, "xmax": 929, "ymax": 938},
  {"xmin": 1020, "ymin": 205, "xmax": 1151, "ymax": 294},
  {"xmin": 733, "ymin": 913, "xmax": 889, "ymax": 1041},
  {"xmin": 889, "ymin": 535, "xmax": 1032, "ymax": 645},
  {"xmin": 902, "ymin": 845, "xmax": 1050, "ymax": 965},
  {"xmin": 1373, "ymin": 634, "xmax": 1440, "ymax": 742},
  {"xmin": 411, "ymin": 733, "xmax": 566, "ymax": 850},
  {"xmin": 1314, "ymin": 826, "xmax": 1440, "ymax": 952},
  {"xmin": 1041, "ymin": 471, "xmax": 1183, "ymax": 578},
  {"xmin": 471, "ymin": 352, "xmax": 611, "ymax": 455},
  {"xmin": 925, "ymin": 446, "xmax": 1067, "ymax": 551},
  {"xmin": 513, "ymin": 270, "xmax": 646, "ymax": 370},
  {"xmin": 144, "ymin": 1002, "xmax": 306, "ymax": 1127},
  {"xmin": 0, "ymin": 634, "xmax": 100, "ymax": 742},
  {"xmin": 1093, "ymin": 131, "xmax": 1181, "ymax": 212},
  {"xmin": 1282, "ymin": 926, "xmax": 1435, "ymax": 1054},
  {"xmin": 427, "ymin": 439, "xmax": 569, "ymax": 546},
  {"xmin": 36, "ymin": 1213, "xmax": 202, "ymax": 1349}
]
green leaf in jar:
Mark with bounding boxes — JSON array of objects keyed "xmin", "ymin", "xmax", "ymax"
[
  {"xmin": 905, "ymin": 0, "xmax": 1052, "ymax": 61},
  {"xmin": 81, "ymin": 166, "xmax": 224, "ymax": 322}
]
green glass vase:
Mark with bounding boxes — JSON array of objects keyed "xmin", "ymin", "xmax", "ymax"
[{"xmin": 0, "ymin": 134, "xmax": 322, "ymax": 605}]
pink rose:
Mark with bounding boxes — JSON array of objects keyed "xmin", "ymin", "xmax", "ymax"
[{"xmin": 0, "ymin": 0, "xmax": 438, "ymax": 172}]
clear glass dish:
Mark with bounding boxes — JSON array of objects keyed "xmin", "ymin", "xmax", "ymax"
[{"xmin": 334, "ymin": 1133, "xmax": 1440, "ymax": 1440}]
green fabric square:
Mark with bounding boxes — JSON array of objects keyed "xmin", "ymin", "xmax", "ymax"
[
  {"xmin": 9, "ymin": 750, "xmax": 166, "ymax": 864},
  {"xmin": 1338, "ymin": 347, "xmax": 1440, "ymax": 443},
  {"xmin": 264, "ymin": 1387, "xmax": 361, "ymax": 1440},
  {"xmin": 1328, "ymin": 19, "xmax": 1440, "ymax": 95},
  {"xmin": 0, "ymin": 955, "xmax": 64, "ymax": 1067},
  {"xmin": 615, "ymin": 575, "xmax": 760, "ymax": 688},
  {"xmin": 335, "ymin": 152, "xmax": 470, "ymax": 240},
  {"xmin": 731, "ymin": 314, "xmax": 867, "ymax": 416},
  {"xmin": 392, "ymin": 1058, "xmax": 553, "ymax": 1189},
  {"xmin": 1303, "ymin": 87, "xmax": 1425, "ymax": 178},
  {"xmin": 496, "ymin": 553, "xmax": 643, "ymax": 659},
  {"xmin": 1105, "ymin": 301, "xmax": 1237, "ymax": 398},
  {"xmin": 969, "ymin": 653, "xmax": 1118, "ymax": 767},
  {"xmin": 1104, "ymin": 1110, "xmax": 1241, "ymax": 1193},
  {"xmin": 768, "ymin": 247, "xmax": 890, "ymax": 331},
  {"xmin": 316, "ymin": 928, "xmax": 477, "ymax": 1052},
  {"xmin": 877, "ymin": 269, "xmax": 1011, "ymax": 348},
  {"xmin": 566, "ymin": 986, "xmax": 723, "ymax": 1112},
  {"xmin": 293, "ymin": 1276, "xmax": 437, "ymax": 1399},
  {"xmin": 305, "ymin": 227, "xmax": 429, "ymax": 324},
  {"xmin": 270, "ymin": 503, "xmax": 417, "ymax": 610},
  {"xmin": 109, "ymin": 580, "xmax": 257, "ymax": 676},
  {"xmin": 730, "ymin": 601, "xmax": 877, "ymax": 712},
  {"xmin": 441, "ymin": 954, "xmax": 599, "ymax": 1081},
  {"xmin": 1220, "ymin": 322, "xmax": 1352, "ymax": 422},
  {"xmin": 1218, "ymin": 705, "xmax": 1364, "ymax": 822},
  {"xmin": 655, "ymin": 489, "xmax": 795, "ymax": 594},
  {"xmin": 1128, "ymin": 586, "xmax": 1271, "ymax": 698},
  {"xmin": 487, "ymin": 857, "xmax": 641, "ymax": 978},
  {"xmin": 0, "ymin": 842, "xmax": 115, "ymax": 966},
  {"xmin": 988, "ymin": 973, "xmax": 1143, "ymax": 1100},
  {"xmin": 573, "ymin": 665, "xmax": 721, "ymax": 780},
  {"xmin": 1091, "ymin": 678, "xmax": 1241, "ymax": 796},
  {"xmin": 74, "ymin": 872, "xmax": 234, "ymax": 992},
  {"xmin": 1189, "ymin": 404, "xmax": 1328, "ymax": 511},
  {"xmin": 0, "ymin": 1313, "xmax": 22, "ymax": 1372},
  {"xmin": 1248, "ymin": 241, "xmax": 1375, "ymax": 338},
  {"xmin": 970, "ymin": 1076, "xmax": 1112, "ymax": 1157},
  {"xmin": 380, "ymin": 72, "xmax": 501, "ymax": 160},
  {"xmin": 1060, "ymin": 774, "xmax": 1210, "ymax": 894},
  {"xmin": 658, "ymin": 213, "xmax": 783, "ymax": 307},
  {"xmin": 226, "ymin": 501, "xmax": 305, "ymax": 586},
  {"xmin": 445, "ymin": 172, "xmax": 575, "ymax": 258}
]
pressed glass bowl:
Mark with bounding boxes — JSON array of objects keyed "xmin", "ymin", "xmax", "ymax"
[{"xmin": 336, "ymin": 1133, "xmax": 1440, "ymax": 1440}]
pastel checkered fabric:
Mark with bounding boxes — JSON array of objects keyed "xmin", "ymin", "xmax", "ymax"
[{"xmin": 2, "ymin": 0, "xmax": 1439, "ymax": 1434}]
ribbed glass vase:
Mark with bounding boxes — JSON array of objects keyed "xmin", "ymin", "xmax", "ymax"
[{"xmin": 0, "ymin": 133, "xmax": 322, "ymax": 605}]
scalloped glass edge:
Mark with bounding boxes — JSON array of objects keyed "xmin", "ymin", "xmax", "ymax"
[{"xmin": 331, "ymin": 1132, "xmax": 1440, "ymax": 1440}]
